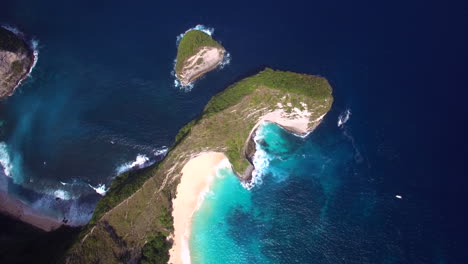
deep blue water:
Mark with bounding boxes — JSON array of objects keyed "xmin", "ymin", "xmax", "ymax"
[{"xmin": 1, "ymin": 0, "xmax": 467, "ymax": 262}]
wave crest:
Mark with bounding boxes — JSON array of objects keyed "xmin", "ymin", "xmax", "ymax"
[
  {"xmin": 116, "ymin": 147, "xmax": 168, "ymax": 175},
  {"xmin": 338, "ymin": 109, "xmax": 351, "ymax": 128},
  {"xmin": 0, "ymin": 142, "xmax": 13, "ymax": 177},
  {"xmin": 242, "ymin": 124, "xmax": 271, "ymax": 190}
]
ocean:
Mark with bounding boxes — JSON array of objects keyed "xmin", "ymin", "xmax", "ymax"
[{"xmin": 1, "ymin": 0, "xmax": 467, "ymax": 262}]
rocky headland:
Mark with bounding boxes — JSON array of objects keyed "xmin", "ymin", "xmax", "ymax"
[
  {"xmin": 0, "ymin": 26, "xmax": 35, "ymax": 98},
  {"xmin": 66, "ymin": 68, "xmax": 333, "ymax": 264},
  {"xmin": 175, "ymin": 30, "xmax": 225, "ymax": 86}
]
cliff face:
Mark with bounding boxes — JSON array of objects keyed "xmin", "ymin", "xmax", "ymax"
[
  {"xmin": 0, "ymin": 27, "xmax": 34, "ymax": 98},
  {"xmin": 66, "ymin": 69, "xmax": 333, "ymax": 263}
]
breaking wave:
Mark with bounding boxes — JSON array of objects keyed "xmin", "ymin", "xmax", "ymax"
[
  {"xmin": 116, "ymin": 147, "xmax": 168, "ymax": 175},
  {"xmin": 88, "ymin": 183, "xmax": 108, "ymax": 196},
  {"xmin": 0, "ymin": 142, "xmax": 13, "ymax": 177},
  {"xmin": 338, "ymin": 109, "xmax": 351, "ymax": 128},
  {"xmin": 218, "ymin": 52, "xmax": 231, "ymax": 69},
  {"xmin": 242, "ymin": 124, "xmax": 271, "ymax": 190}
]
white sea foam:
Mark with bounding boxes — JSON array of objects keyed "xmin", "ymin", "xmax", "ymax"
[
  {"xmin": 218, "ymin": 52, "xmax": 231, "ymax": 69},
  {"xmin": 242, "ymin": 125, "xmax": 271, "ymax": 190},
  {"xmin": 53, "ymin": 189, "xmax": 72, "ymax": 200},
  {"xmin": 0, "ymin": 142, "xmax": 13, "ymax": 177},
  {"xmin": 338, "ymin": 109, "xmax": 351, "ymax": 128},
  {"xmin": 116, "ymin": 147, "xmax": 168, "ymax": 175},
  {"xmin": 176, "ymin": 25, "xmax": 215, "ymax": 45},
  {"xmin": 116, "ymin": 154, "xmax": 149, "ymax": 174},
  {"xmin": 88, "ymin": 183, "xmax": 108, "ymax": 196},
  {"xmin": 28, "ymin": 39, "xmax": 39, "ymax": 74}
]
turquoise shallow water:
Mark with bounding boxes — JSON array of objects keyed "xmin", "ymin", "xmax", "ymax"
[{"xmin": 190, "ymin": 121, "xmax": 356, "ymax": 263}]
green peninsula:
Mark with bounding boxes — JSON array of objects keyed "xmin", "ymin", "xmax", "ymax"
[
  {"xmin": 175, "ymin": 30, "xmax": 225, "ymax": 86},
  {"xmin": 66, "ymin": 68, "xmax": 333, "ymax": 263},
  {"xmin": 0, "ymin": 27, "xmax": 34, "ymax": 98}
]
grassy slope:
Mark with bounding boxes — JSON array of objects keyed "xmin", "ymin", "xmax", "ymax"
[
  {"xmin": 66, "ymin": 68, "xmax": 333, "ymax": 263},
  {"xmin": 175, "ymin": 30, "xmax": 223, "ymax": 76}
]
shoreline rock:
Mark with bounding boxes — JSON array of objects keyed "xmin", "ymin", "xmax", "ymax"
[
  {"xmin": 175, "ymin": 30, "xmax": 225, "ymax": 86},
  {"xmin": 0, "ymin": 26, "xmax": 35, "ymax": 98}
]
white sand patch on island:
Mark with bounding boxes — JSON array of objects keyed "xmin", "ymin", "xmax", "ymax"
[
  {"xmin": 253, "ymin": 104, "xmax": 319, "ymax": 137},
  {"xmin": 178, "ymin": 46, "xmax": 225, "ymax": 86},
  {"xmin": 169, "ymin": 152, "xmax": 227, "ymax": 264}
]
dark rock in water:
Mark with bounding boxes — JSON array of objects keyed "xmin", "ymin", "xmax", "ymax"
[
  {"xmin": 0, "ymin": 27, "xmax": 34, "ymax": 98},
  {"xmin": 55, "ymin": 197, "xmax": 61, "ymax": 201}
]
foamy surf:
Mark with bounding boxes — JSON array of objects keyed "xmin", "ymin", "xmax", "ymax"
[
  {"xmin": 242, "ymin": 124, "xmax": 271, "ymax": 190},
  {"xmin": 0, "ymin": 142, "xmax": 13, "ymax": 177},
  {"xmin": 88, "ymin": 183, "xmax": 108, "ymax": 196},
  {"xmin": 218, "ymin": 52, "xmax": 231, "ymax": 69},
  {"xmin": 116, "ymin": 147, "xmax": 168, "ymax": 175},
  {"xmin": 338, "ymin": 109, "xmax": 351, "ymax": 128}
]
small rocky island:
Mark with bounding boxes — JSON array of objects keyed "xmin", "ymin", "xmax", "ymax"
[
  {"xmin": 66, "ymin": 68, "xmax": 333, "ymax": 264},
  {"xmin": 0, "ymin": 27, "xmax": 34, "ymax": 98},
  {"xmin": 175, "ymin": 30, "xmax": 225, "ymax": 86}
]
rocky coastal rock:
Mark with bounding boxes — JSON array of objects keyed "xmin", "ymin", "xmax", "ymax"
[
  {"xmin": 0, "ymin": 27, "xmax": 34, "ymax": 98},
  {"xmin": 175, "ymin": 30, "xmax": 225, "ymax": 86}
]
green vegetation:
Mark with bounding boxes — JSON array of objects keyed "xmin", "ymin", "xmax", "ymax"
[
  {"xmin": 88, "ymin": 164, "xmax": 160, "ymax": 226},
  {"xmin": 204, "ymin": 68, "xmax": 332, "ymax": 116},
  {"xmin": 140, "ymin": 232, "xmax": 171, "ymax": 264},
  {"xmin": 158, "ymin": 208, "xmax": 173, "ymax": 232},
  {"xmin": 175, "ymin": 30, "xmax": 223, "ymax": 75},
  {"xmin": 67, "ymin": 69, "xmax": 333, "ymax": 263},
  {"xmin": 0, "ymin": 27, "xmax": 27, "ymax": 53},
  {"xmin": 10, "ymin": 60, "xmax": 23, "ymax": 75}
]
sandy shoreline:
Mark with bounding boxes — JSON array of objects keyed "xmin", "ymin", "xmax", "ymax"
[
  {"xmin": 169, "ymin": 152, "xmax": 227, "ymax": 264},
  {"xmin": 0, "ymin": 190, "xmax": 64, "ymax": 232},
  {"xmin": 169, "ymin": 109, "xmax": 319, "ymax": 263}
]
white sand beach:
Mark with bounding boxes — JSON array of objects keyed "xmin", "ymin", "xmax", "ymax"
[{"xmin": 169, "ymin": 152, "xmax": 227, "ymax": 264}]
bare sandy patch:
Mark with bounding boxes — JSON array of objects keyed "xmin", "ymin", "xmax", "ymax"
[{"xmin": 178, "ymin": 47, "xmax": 224, "ymax": 86}]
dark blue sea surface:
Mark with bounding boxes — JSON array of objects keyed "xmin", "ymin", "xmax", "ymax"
[{"xmin": 0, "ymin": 0, "xmax": 467, "ymax": 262}]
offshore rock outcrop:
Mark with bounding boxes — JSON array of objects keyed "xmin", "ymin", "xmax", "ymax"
[{"xmin": 0, "ymin": 26, "xmax": 35, "ymax": 98}]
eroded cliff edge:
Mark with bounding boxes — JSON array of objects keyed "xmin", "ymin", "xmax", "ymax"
[
  {"xmin": 66, "ymin": 68, "xmax": 333, "ymax": 263},
  {"xmin": 0, "ymin": 27, "xmax": 35, "ymax": 98}
]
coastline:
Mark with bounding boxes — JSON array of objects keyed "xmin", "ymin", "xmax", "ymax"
[
  {"xmin": 0, "ymin": 26, "xmax": 37, "ymax": 98},
  {"xmin": 169, "ymin": 115, "xmax": 319, "ymax": 263},
  {"xmin": 169, "ymin": 152, "xmax": 227, "ymax": 264},
  {"xmin": 0, "ymin": 189, "xmax": 64, "ymax": 232}
]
